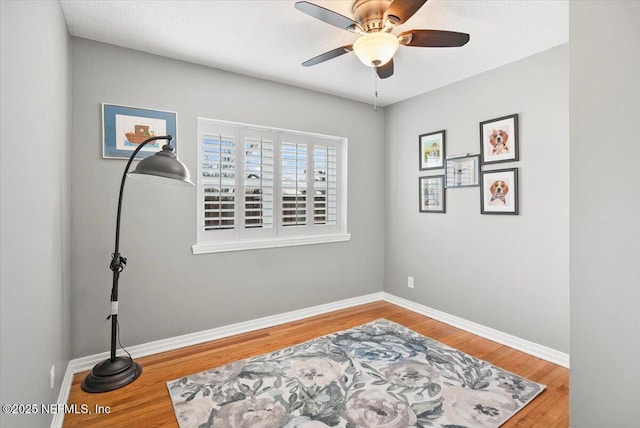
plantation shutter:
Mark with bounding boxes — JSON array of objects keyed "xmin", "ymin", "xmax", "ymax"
[
  {"xmin": 196, "ymin": 118, "xmax": 347, "ymax": 251},
  {"xmin": 201, "ymin": 133, "xmax": 236, "ymax": 231},
  {"xmin": 244, "ymin": 134, "xmax": 274, "ymax": 230},
  {"xmin": 281, "ymin": 140, "xmax": 307, "ymax": 227},
  {"xmin": 313, "ymin": 144, "xmax": 338, "ymax": 225}
]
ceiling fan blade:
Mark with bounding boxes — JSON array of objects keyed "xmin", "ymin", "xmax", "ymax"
[
  {"xmin": 384, "ymin": 0, "xmax": 428, "ymax": 25},
  {"xmin": 302, "ymin": 45, "xmax": 353, "ymax": 67},
  {"xmin": 376, "ymin": 59, "xmax": 394, "ymax": 79},
  {"xmin": 295, "ymin": 1, "xmax": 359, "ymax": 31},
  {"xmin": 399, "ymin": 30, "xmax": 470, "ymax": 47}
]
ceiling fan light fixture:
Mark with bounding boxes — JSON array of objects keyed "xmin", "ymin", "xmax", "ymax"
[{"xmin": 353, "ymin": 31, "xmax": 399, "ymax": 67}]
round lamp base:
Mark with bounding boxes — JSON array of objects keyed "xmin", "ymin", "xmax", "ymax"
[{"xmin": 81, "ymin": 356, "xmax": 141, "ymax": 393}]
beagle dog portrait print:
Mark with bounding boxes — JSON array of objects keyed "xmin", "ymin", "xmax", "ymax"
[
  {"xmin": 480, "ymin": 114, "xmax": 519, "ymax": 165},
  {"xmin": 481, "ymin": 168, "xmax": 518, "ymax": 215}
]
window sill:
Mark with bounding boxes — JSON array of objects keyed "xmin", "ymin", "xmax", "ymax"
[{"xmin": 192, "ymin": 233, "xmax": 351, "ymax": 254}]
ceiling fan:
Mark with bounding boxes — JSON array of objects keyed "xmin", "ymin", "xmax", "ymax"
[{"xmin": 295, "ymin": 0, "xmax": 470, "ymax": 79}]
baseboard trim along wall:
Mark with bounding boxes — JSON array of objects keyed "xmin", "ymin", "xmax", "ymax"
[
  {"xmin": 52, "ymin": 292, "xmax": 383, "ymax": 428},
  {"xmin": 382, "ymin": 293, "xmax": 570, "ymax": 368},
  {"xmin": 52, "ymin": 291, "xmax": 569, "ymax": 427}
]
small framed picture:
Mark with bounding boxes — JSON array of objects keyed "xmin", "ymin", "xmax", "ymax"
[
  {"xmin": 419, "ymin": 175, "xmax": 445, "ymax": 213},
  {"xmin": 445, "ymin": 154, "xmax": 480, "ymax": 188},
  {"xmin": 419, "ymin": 130, "xmax": 446, "ymax": 170},
  {"xmin": 102, "ymin": 103, "xmax": 177, "ymax": 159},
  {"xmin": 480, "ymin": 168, "xmax": 518, "ymax": 215},
  {"xmin": 479, "ymin": 114, "xmax": 518, "ymax": 165}
]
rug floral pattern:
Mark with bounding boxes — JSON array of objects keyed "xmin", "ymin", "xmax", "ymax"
[{"xmin": 167, "ymin": 319, "xmax": 544, "ymax": 427}]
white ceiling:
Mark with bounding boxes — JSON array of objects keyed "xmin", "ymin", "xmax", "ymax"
[{"xmin": 60, "ymin": 0, "xmax": 568, "ymax": 106}]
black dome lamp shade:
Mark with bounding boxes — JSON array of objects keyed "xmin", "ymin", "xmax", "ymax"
[{"xmin": 82, "ymin": 135, "xmax": 192, "ymax": 393}]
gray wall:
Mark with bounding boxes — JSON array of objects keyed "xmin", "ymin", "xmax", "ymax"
[
  {"xmin": 70, "ymin": 39, "xmax": 385, "ymax": 358},
  {"xmin": 570, "ymin": 2, "xmax": 640, "ymax": 425},
  {"xmin": 0, "ymin": 1, "xmax": 71, "ymax": 427},
  {"xmin": 384, "ymin": 45, "xmax": 570, "ymax": 353}
]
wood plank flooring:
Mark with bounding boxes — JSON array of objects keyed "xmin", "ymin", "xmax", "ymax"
[{"xmin": 64, "ymin": 301, "xmax": 569, "ymax": 427}]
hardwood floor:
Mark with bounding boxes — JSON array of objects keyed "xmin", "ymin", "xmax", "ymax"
[{"xmin": 64, "ymin": 301, "xmax": 569, "ymax": 427}]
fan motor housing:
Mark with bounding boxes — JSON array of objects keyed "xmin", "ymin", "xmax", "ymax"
[{"xmin": 352, "ymin": 0, "xmax": 392, "ymax": 32}]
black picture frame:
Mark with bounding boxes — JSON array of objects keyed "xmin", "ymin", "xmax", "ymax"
[
  {"xmin": 479, "ymin": 114, "xmax": 518, "ymax": 165},
  {"xmin": 480, "ymin": 167, "xmax": 519, "ymax": 215},
  {"xmin": 419, "ymin": 175, "xmax": 446, "ymax": 213},
  {"xmin": 419, "ymin": 130, "xmax": 446, "ymax": 170}
]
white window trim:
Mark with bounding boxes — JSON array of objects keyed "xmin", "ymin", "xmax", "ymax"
[
  {"xmin": 192, "ymin": 233, "xmax": 351, "ymax": 254},
  {"xmin": 193, "ymin": 118, "xmax": 349, "ymax": 254}
]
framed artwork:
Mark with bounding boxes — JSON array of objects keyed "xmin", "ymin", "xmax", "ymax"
[
  {"xmin": 419, "ymin": 175, "xmax": 446, "ymax": 213},
  {"xmin": 102, "ymin": 103, "xmax": 177, "ymax": 159},
  {"xmin": 480, "ymin": 168, "xmax": 519, "ymax": 215},
  {"xmin": 479, "ymin": 114, "xmax": 518, "ymax": 165},
  {"xmin": 419, "ymin": 130, "xmax": 446, "ymax": 170},
  {"xmin": 445, "ymin": 154, "xmax": 480, "ymax": 188}
]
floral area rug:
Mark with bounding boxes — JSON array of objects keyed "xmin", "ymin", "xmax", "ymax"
[{"xmin": 167, "ymin": 319, "xmax": 544, "ymax": 427}]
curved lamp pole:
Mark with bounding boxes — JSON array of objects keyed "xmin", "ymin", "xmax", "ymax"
[{"xmin": 82, "ymin": 135, "xmax": 193, "ymax": 393}]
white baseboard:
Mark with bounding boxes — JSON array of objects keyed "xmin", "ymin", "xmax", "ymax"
[
  {"xmin": 51, "ymin": 292, "xmax": 383, "ymax": 428},
  {"xmin": 50, "ymin": 363, "xmax": 75, "ymax": 428},
  {"xmin": 52, "ymin": 290, "xmax": 568, "ymax": 427},
  {"xmin": 383, "ymin": 292, "xmax": 570, "ymax": 368}
]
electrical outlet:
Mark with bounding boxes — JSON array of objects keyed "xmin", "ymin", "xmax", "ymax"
[
  {"xmin": 408, "ymin": 276, "xmax": 414, "ymax": 289},
  {"xmin": 50, "ymin": 365, "xmax": 55, "ymax": 389}
]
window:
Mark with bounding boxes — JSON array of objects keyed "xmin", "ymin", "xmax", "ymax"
[
  {"xmin": 312, "ymin": 145, "xmax": 338, "ymax": 225},
  {"xmin": 201, "ymin": 132, "xmax": 236, "ymax": 231},
  {"xmin": 194, "ymin": 118, "xmax": 349, "ymax": 254}
]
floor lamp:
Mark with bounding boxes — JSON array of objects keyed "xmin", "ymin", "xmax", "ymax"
[{"xmin": 82, "ymin": 135, "xmax": 193, "ymax": 393}]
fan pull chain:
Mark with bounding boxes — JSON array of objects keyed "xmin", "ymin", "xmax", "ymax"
[{"xmin": 373, "ymin": 67, "xmax": 378, "ymax": 113}]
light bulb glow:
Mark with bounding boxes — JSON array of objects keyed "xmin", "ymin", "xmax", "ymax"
[{"xmin": 353, "ymin": 32, "xmax": 399, "ymax": 67}]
